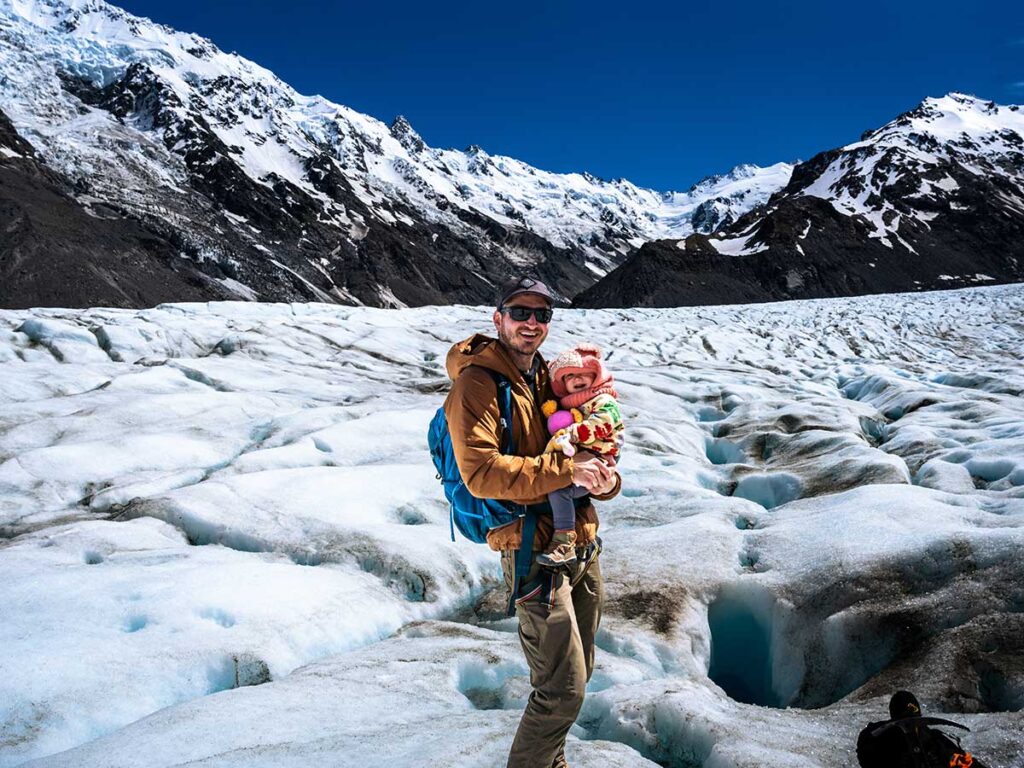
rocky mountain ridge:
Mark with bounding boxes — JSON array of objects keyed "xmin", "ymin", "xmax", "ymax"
[{"xmin": 577, "ymin": 93, "xmax": 1024, "ymax": 307}]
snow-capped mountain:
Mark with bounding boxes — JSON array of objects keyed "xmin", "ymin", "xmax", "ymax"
[
  {"xmin": 577, "ymin": 93, "xmax": 1024, "ymax": 307},
  {"xmin": 662, "ymin": 162, "xmax": 794, "ymax": 234},
  {"xmin": 0, "ymin": 0, "xmax": 790, "ymax": 309}
]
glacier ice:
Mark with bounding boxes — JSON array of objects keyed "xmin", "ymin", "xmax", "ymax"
[{"xmin": 1, "ymin": 284, "xmax": 1022, "ymax": 767}]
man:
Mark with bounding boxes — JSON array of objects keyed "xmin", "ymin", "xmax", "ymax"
[
  {"xmin": 444, "ymin": 276, "xmax": 620, "ymax": 768},
  {"xmin": 856, "ymin": 691, "xmax": 988, "ymax": 768}
]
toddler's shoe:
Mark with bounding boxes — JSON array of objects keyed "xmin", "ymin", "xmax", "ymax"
[{"xmin": 537, "ymin": 530, "xmax": 578, "ymax": 567}]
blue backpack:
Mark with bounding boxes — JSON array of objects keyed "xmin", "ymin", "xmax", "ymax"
[
  {"xmin": 428, "ymin": 367, "xmax": 544, "ymax": 615},
  {"xmin": 428, "ymin": 369, "xmax": 523, "ymax": 543}
]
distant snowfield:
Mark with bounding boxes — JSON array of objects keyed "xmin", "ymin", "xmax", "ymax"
[{"xmin": 2, "ymin": 286, "xmax": 1023, "ymax": 767}]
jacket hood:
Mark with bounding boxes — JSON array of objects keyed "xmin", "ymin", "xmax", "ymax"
[{"xmin": 446, "ymin": 334, "xmax": 531, "ymax": 382}]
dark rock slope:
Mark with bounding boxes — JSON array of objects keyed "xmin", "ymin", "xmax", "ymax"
[{"xmin": 0, "ymin": 110, "xmax": 235, "ymax": 309}]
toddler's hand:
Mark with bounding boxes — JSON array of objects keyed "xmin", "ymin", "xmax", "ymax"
[{"xmin": 553, "ymin": 432, "xmax": 576, "ymax": 457}]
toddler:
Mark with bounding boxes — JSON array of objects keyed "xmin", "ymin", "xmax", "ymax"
[{"xmin": 539, "ymin": 343, "xmax": 624, "ymax": 566}]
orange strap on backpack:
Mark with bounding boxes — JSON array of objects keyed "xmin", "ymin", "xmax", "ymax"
[{"xmin": 950, "ymin": 753, "xmax": 973, "ymax": 768}]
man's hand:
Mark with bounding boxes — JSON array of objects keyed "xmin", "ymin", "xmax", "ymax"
[
  {"xmin": 572, "ymin": 454, "xmax": 614, "ymax": 493},
  {"xmin": 591, "ymin": 469, "xmax": 618, "ymax": 496}
]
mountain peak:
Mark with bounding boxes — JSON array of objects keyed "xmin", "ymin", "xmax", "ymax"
[
  {"xmin": 389, "ymin": 115, "xmax": 425, "ymax": 154},
  {"xmin": 684, "ymin": 162, "xmax": 793, "ymax": 197},
  {"xmin": 939, "ymin": 91, "xmax": 993, "ymax": 106},
  {"xmin": 912, "ymin": 92, "xmax": 1003, "ymax": 120}
]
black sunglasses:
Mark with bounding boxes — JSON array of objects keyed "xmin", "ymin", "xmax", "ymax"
[{"xmin": 501, "ymin": 305, "xmax": 553, "ymax": 323}]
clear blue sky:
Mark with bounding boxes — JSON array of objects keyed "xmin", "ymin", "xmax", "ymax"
[{"xmin": 118, "ymin": 0, "xmax": 1023, "ymax": 191}]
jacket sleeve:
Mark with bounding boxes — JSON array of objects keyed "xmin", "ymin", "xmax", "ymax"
[
  {"xmin": 855, "ymin": 724, "xmax": 881, "ymax": 768},
  {"xmin": 931, "ymin": 732, "xmax": 978, "ymax": 767},
  {"xmin": 445, "ymin": 369, "xmax": 574, "ymax": 502}
]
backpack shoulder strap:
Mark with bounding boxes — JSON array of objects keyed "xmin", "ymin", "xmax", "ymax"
[{"xmin": 481, "ymin": 368, "xmax": 515, "ymax": 455}]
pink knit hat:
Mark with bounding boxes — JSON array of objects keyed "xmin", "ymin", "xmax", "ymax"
[{"xmin": 548, "ymin": 343, "xmax": 616, "ymax": 406}]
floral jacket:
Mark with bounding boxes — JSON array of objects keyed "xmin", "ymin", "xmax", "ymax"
[{"xmin": 566, "ymin": 393, "xmax": 624, "ymax": 458}]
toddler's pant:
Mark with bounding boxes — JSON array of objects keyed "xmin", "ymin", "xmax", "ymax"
[{"xmin": 547, "ymin": 483, "xmax": 590, "ymax": 531}]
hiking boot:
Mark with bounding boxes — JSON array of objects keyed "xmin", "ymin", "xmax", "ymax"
[{"xmin": 537, "ymin": 530, "xmax": 577, "ymax": 568}]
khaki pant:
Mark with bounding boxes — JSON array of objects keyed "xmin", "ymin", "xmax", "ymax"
[{"xmin": 501, "ymin": 544, "xmax": 603, "ymax": 768}]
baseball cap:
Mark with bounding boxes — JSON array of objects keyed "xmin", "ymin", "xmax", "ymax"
[{"xmin": 496, "ymin": 276, "xmax": 555, "ymax": 309}]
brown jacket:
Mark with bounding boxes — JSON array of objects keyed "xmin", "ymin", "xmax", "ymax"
[{"xmin": 444, "ymin": 334, "xmax": 620, "ymax": 551}]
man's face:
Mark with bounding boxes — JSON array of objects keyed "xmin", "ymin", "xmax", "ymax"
[{"xmin": 492, "ymin": 294, "xmax": 551, "ymax": 358}]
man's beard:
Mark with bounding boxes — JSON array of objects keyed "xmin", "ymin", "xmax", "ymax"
[{"xmin": 498, "ymin": 326, "xmax": 543, "ymax": 356}]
